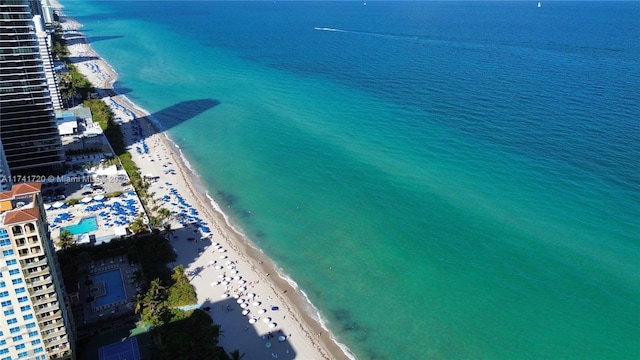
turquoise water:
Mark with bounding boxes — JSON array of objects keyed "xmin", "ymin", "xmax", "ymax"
[
  {"xmin": 60, "ymin": 2, "xmax": 639, "ymax": 359},
  {"xmin": 62, "ymin": 216, "xmax": 97, "ymax": 235},
  {"xmin": 93, "ymin": 269, "xmax": 126, "ymax": 307}
]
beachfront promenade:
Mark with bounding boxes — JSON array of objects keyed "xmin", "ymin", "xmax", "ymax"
[{"xmin": 56, "ymin": 5, "xmax": 351, "ymax": 359}]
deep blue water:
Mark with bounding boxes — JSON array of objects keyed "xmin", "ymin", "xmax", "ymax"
[{"xmin": 60, "ymin": 2, "xmax": 639, "ymax": 359}]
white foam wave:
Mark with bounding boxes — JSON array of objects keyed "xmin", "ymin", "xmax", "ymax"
[{"xmin": 276, "ymin": 270, "xmax": 358, "ymax": 360}]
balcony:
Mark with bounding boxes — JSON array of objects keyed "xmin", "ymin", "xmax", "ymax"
[
  {"xmin": 24, "ymin": 266, "xmax": 49, "ymax": 279},
  {"xmin": 21, "ymin": 257, "xmax": 48, "ymax": 269},
  {"xmin": 32, "ymin": 295, "xmax": 56, "ymax": 307},
  {"xmin": 37, "ymin": 309, "xmax": 60, "ymax": 323},
  {"xmin": 35, "ymin": 301, "xmax": 60, "ymax": 315},
  {"xmin": 39, "ymin": 319, "xmax": 61, "ymax": 333},
  {"xmin": 45, "ymin": 335, "xmax": 68, "ymax": 348},
  {"xmin": 30, "ymin": 285, "xmax": 54, "ymax": 298}
]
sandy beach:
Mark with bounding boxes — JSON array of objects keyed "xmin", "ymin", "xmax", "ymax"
[{"xmin": 53, "ymin": 4, "xmax": 353, "ymax": 360}]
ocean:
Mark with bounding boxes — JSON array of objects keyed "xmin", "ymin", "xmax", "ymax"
[{"xmin": 59, "ymin": 1, "xmax": 639, "ymax": 359}]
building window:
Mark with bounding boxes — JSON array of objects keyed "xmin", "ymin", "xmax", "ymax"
[
  {"xmin": 17, "ymin": 352, "xmax": 28, "ymax": 358},
  {"xmin": 0, "ymin": 291, "xmax": 8, "ymax": 298},
  {"xmin": 0, "ymin": 349, "xmax": 8, "ymax": 355},
  {"xmin": 0, "ymin": 239, "xmax": 10, "ymax": 247},
  {"xmin": 15, "ymin": 287, "xmax": 25, "ymax": 294},
  {"xmin": 19, "ymin": 305, "xmax": 31, "ymax": 312},
  {"xmin": 8, "ymin": 269, "xmax": 19, "ymax": 276},
  {"xmin": 23, "ymin": 314, "xmax": 33, "ymax": 320},
  {"xmin": 11, "ymin": 279, "xmax": 22, "ymax": 285},
  {"xmin": 0, "ymin": 301, "xmax": 10, "ymax": 307},
  {"xmin": 28, "ymin": 331, "xmax": 38, "ymax": 338},
  {"xmin": 9, "ymin": 327, "xmax": 19, "ymax": 334},
  {"xmin": 0, "ymin": 282, "xmax": 4, "ymax": 288},
  {"xmin": 12, "ymin": 336, "xmax": 22, "ymax": 342},
  {"xmin": 15, "ymin": 344, "xmax": 25, "ymax": 350},
  {"xmin": 5, "ymin": 259, "xmax": 16, "ymax": 266},
  {"xmin": 6, "ymin": 318, "xmax": 16, "ymax": 325},
  {"xmin": 34, "ymin": 348, "xmax": 44, "ymax": 354},
  {"xmin": 11, "ymin": 226, "xmax": 21, "ymax": 236},
  {"xmin": 25, "ymin": 323, "xmax": 36, "ymax": 329},
  {"xmin": 31, "ymin": 339, "xmax": 41, "ymax": 345},
  {"xmin": 17, "ymin": 296, "xmax": 27, "ymax": 303},
  {"xmin": 2, "ymin": 250, "xmax": 14, "ymax": 256},
  {"xmin": 3, "ymin": 309, "xmax": 13, "ymax": 316},
  {"xmin": 0, "ymin": 340, "xmax": 4, "ymax": 346},
  {"xmin": 1, "ymin": 356, "xmax": 9, "ymax": 360}
]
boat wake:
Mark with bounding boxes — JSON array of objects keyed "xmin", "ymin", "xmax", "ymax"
[
  {"xmin": 314, "ymin": 27, "xmax": 348, "ymax": 33},
  {"xmin": 314, "ymin": 26, "xmax": 421, "ymax": 41}
]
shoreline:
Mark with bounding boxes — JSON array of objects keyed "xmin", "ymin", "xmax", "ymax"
[{"xmin": 52, "ymin": 3, "xmax": 354, "ymax": 360}]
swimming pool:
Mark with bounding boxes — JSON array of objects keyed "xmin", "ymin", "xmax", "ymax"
[
  {"xmin": 61, "ymin": 216, "xmax": 98, "ymax": 235},
  {"xmin": 92, "ymin": 269, "xmax": 127, "ymax": 307}
]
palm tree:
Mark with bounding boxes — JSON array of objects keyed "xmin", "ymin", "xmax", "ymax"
[
  {"xmin": 229, "ymin": 349, "xmax": 245, "ymax": 360},
  {"xmin": 129, "ymin": 215, "xmax": 146, "ymax": 234},
  {"xmin": 163, "ymin": 223, "xmax": 175, "ymax": 241},
  {"xmin": 57, "ymin": 230, "xmax": 76, "ymax": 249}
]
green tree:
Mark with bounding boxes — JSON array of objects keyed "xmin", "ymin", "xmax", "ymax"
[
  {"xmin": 137, "ymin": 278, "xmax": 169, "ymax": 328},
  {"xmin": 162, "ymin": 222, "xmax": 174, "ymax": 241},
  {"xmin": 129, "ymin": 215, "xmax": 146, "ymax": 234},
  {"xmin": 167, "ymin": 265, "xmax": 197, "ymax": 306},
  {"xmin": 57, "ymin": 230, "xmax": 76, "ymax": 249},
  {"xmin": 228, "ymin": 350, "xmax": 245, "ymax": 360}
]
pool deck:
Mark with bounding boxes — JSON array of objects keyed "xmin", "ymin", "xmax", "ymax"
[
  {"xmin": 77, "ymin": 255, "xmax": 141, "ymax": 326},
  {"xmin": 46, "ymin": 191, "xmax": 144, "ymax": 248}
]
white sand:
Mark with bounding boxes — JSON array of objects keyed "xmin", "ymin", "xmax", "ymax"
[{"xmin": 54, "ymin": 4, "xmax": 352, "ymax": 360}]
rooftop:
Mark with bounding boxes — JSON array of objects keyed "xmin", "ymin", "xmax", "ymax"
[{"xmin": 0, "ymin": 182, "xmax": 42, "ymax": 226}]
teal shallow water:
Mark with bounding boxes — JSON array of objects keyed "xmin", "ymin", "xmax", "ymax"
[{"xmin": 61, "ymin": 1, "xmax": 639, "ymax": 358}]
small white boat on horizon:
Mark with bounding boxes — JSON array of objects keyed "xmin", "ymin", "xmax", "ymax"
[{"xmin": 537, "ymin": 2, "xmax": 541, "ymax": 8}]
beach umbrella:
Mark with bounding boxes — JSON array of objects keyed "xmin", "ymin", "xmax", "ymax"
[
  {"xmin": 237, "ymin": 298, "xmax": 244, "ymax": 304},
  {"xmin": 241, "ymin": 303, "xmax": 249, "ymax": 309},
  {"xmin": 253, "ymin": 301, "xmax": 261, "ymax": 307},
  {"xmin": 81, "ymin": 197, "xmax": 92, "ymax": 203},
  {"xmin": 263, "ymin": 317, "xmax": 271, "ymax": 323},
  {"xmin": 268, "ymin": 323, "xmax": 277, "ymax": 329},
  {"xmin": 278, "ymin": 336, "xmax": 286, "ymax": 342},
  {"xmin": 93, "ymin": 195, "xmax": 105, "ymax": 201},
  {"xmin": 53, "ymin": 201, "xmax": 64, "ymax": 208},
  {"xmin": 258, "ymin": 309, "xmax": 266, "ymax": 314},
  {"xmin": 249, "ymin": 318, "xmax": 257, "ymax": 324},
  {"xmin": 242, "ymin": 309, "xmax": 250, "ymax": 316}
]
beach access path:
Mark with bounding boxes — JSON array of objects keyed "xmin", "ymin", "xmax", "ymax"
[{"xmin": 54, "ymin": 4, "xmax": 352, "ymax": 360}]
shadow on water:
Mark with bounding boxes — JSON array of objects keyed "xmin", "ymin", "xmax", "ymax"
[{"xmin": 85, "ymin": 35, "xmax": 124, "ymax": 44}]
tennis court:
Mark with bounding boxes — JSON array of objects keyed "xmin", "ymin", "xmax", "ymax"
[{"xmin": 98, "ymin": 337, "xmax": 140, "ymax": 360}]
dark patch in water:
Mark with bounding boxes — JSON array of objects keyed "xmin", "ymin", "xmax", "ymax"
[{"xmin": 216, "ymin": 190, "xmax": 238, "ymax": 207}]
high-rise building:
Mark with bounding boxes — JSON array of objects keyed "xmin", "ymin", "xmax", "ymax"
[
  {"xmin": 0, "ymin": 183, "xmax": 75, "ymax": 359},
  {"xmin": 0, "ymin": 140, "xmax": 12, "ymax": 192},
  {"xmin": 0, "ymin": 0, "xmax": 65, "ymax": 175}
]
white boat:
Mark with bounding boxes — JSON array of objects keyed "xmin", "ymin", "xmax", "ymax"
[{"xmin": 537, "ymin": 2, "xmax": 541, "ymax": 7}]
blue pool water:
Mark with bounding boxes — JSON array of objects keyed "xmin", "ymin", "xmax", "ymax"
[
  {"xmin": 61, "ymin": 217, "xmax": 98, "ymax": 235},
  {"xmin": 92, "ymin": 269, "xmax": 127, "ymax": 307}
]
